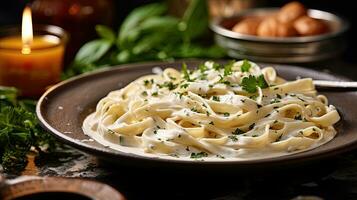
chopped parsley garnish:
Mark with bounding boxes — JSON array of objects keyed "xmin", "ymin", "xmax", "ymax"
[
  {"xmin": 241, "ymin": 75, "xmax": 257, "ymax": 93},
  {"xmin": 298, "ymin": 97, "xmax": 306, "ymax": 102},
  {"xmin": 190, "ymin": 152, "xmax": 208, "ymax": 159},
  {"xmin": 209, "ymin": 84, "xmax": 213, "ymax": 88},
  {"xmin": 240, "ymin": 74, "xmax": 269, "ymax": 91},
  {"xmin": 241, "ymin": 59, "xmax": 251, "ymax": 72},
  {"xmin": 143, "ymin": 80, "xmax": 150, "ymax": 86},
  {"xmin": 265, "ymin": 113, "xmax": 271, "ymax": 118},
  {"xmin": 153, "ymin": 130, "xmax": 157, "ymax": 134},
  {"xmin": 199, "ymin": 63, "xmax": 207, "ymax": 72},
  {"xmin": 107, "ymin": 129, "xmax": 115, "ymax": 134},
  {"xmin": 232, "ymin": 128, "xmax": 245, "ymax": 135},
  {"xmin": 212, "ymin": 96, "xmax": 220, "ymax": 102},
  {"xmin": 257, "ymin": 104, "xmax": 262, "ymax": 108},
  {"xmin": 158, "ymin": 81, "xmax": 178, "ymax": 90},
  {"xmin": 199, "ymin": 73, "xmax": 207, "ymax": 80},
  {"xmin": 190, "ymin": 108, "xmax": 199, "ymax": 113},
  {"xmin": 152, "ymin": 92, "xmax": 158, "ymax": 96},
  {"xmin": 224, "ymin": 61, "xmax": 234, "ymax": 76},
  {"xmin": 275, "ymin": 134, "xmax": 283, "ymax": 142},
  {"xmin": 213, "ymin": 63, "xmax": 221, "ymax": 70},
  {"xmin": 223, "ymin": 112, "xmax": 230, "ymax": 117},
  {"xmin": 252, "ymin": 134, "xmax": 259, "ymax": 137},
  {"xmin": 228, "ymin": 135, "xmax": 238, "ymax": 142},
  {"xmin": 249, "ymin": 123, "xmax": 255, "ymax": 130},
  {"xmin": 141, "ymin": 91, "xmax": 148, "ymax": 96},
  {"xmin": 270, "ymin": 99, "xmax": 281, "ymax": 104},
  {"xmin": 216, "ymin": 155, "xmax": 225, "ymax": 159},
  {"xmin": 181, "ymin": 63, "xmax": 192, "ymax": 81},
  {"xmin": 276, "ymin": 94, "xmax": 282, "ymax": 99},
  {"xmin": 218, "ymin": 75, "xmax": 231, "ymax": 85},
  {"xmin": 169, "ymin": 76, "xmax": 176, "ymax": 80},
  {"xmin": 206, "ymin": 111, "xmax": 210, "ymax": 116},
  {"xmin": 209, "ymin": 121, "xmax": 214, "ymax": 125},
  {"xmin": 257, "ymin": 75, "xmax": 269, "ymax": 88}
]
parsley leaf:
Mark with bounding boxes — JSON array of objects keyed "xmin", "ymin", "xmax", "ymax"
[
  {"xmin": 232, "ymin": 128, "xmax": 245, "ymax": 135},
  {"xmin": 241, "ymin": 75, "xmax": 258, "ymax": 93},
  {"xmin": 190, "ymin": 151, "xmax": 208, "ymax": 159},
  {"xmin": 224, "ymin": 61, "xmax": 233, "ymax": 76},
  {"xmin": 241, "ymin": 59, "xmax": 251, "ymax": 72},
  {"xmin": 158, "ymin": 81, "xmax": 178, "ymax": 90},
  {"xmin": 228, "ymin": 135, "xmax": 238, "ymax": 142},
  {"xmin": 180, "ymin": 83, "xmax": 190, "ymax": 89},
  {"xmin": 241, "ymin": 75, "xmax": 269, "ymax": 93},
  {"xmin": 257, "ymin": 75, "xmax": 269, "ymax": 88},
  {"xmin": 181, "ymin": 63, "xmax": 192, "ymax": 81},
  {"xmin": 199, "ymin": 63, "xmax": 207, "ymax": 72},
  {"xmin": 212, "ymin": 96, "xmax": 220, "ymax": 102},
  {"xmin": 213, "ymin": 62, "xmax": 221, "ymax": 70}
]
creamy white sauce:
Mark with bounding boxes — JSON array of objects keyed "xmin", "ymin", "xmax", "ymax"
[{"xmin": 82, "ymin": 61, "xmax": 340, "ymax": 161}]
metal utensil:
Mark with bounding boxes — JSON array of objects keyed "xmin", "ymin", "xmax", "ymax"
[{"xmin": 314, "ymin": 80, "xmax": 357, "ymax": 89}]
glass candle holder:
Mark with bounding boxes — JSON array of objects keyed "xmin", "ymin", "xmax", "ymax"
[{"xmin": 0, "ymin": 25, "xmax": 68, "ymax": 97}]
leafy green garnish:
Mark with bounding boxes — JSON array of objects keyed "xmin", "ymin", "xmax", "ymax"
[
  {"xmin": 182, "ymin": 63, "xmax": 192, "ymax": 81},
  {"xmin": 224, "ymin": 60, "xmax": 235, "ymax": 76},
  {"xmin": 64, "ymin": 2, "xmax": 225, "ymax": 78},
  {"xmin": 199, "ymin": 63, "xmax": 207, "ymax": 73},
  {"xmin": 158, "ymin": 81, "xmax": 178, "ymax": 90},
  {"xmin": 96, "ymin": 25, "xmax": 116, "ymax": 43},
  {"xmin": 0, "ymin": 87, "xmax": 59, "ymax": 173},
  {"xmin": 190, "ymin": 151, "xmax": 208, "ymax": 159},
  {"xmin": 180, "ymin": 83, "xmax": 190, "ymax": 89},
  {"xmin": 223, "ymin": 112, "xmax": 230, "ymax": 117},
  {"xmin": 180, "ymin": 0, "xmax": 208, "ymax": 41},
  {"xmin": 241, "ymin": 59, "xmax": 251, "ymax": 72},
  {"xmin": 257, "ymin": 75, "xmax": 269, "ymax": 89},
  {"xmin": 232, "ymin": 128, "xmax": 245, "ymax": 135},
  {"xmin": 241, "ymin": 75, "xmax": 269, "ymax": 93},
  {"xmin": 212, "ymin": 96, "xmax": 220, "ymax": 102},
  {"xmin": 141, "ymin": 91, "xmax": 148, "ymax": 96},
  {"xmin": 224, "ymin": 62, "xmax": 233, "ymax": 76},
  {"xmin": 228, "ymin": 135, "xmax": 238, "ymax": 142},
  {"xmin": 241, "ymin": 75, "xmax": 258, "ymax": 93},
  {"xmin": 74, "ymin": 39, "xmax": 112, "ymax": 64}
]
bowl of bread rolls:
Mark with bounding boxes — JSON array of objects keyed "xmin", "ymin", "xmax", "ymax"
[{"xmin": 210, "ymin": 1, "xmax": 349, "ymax": 63}]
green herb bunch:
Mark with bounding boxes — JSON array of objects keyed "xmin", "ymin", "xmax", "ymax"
[
  {"xmin": 64, "ymin": 0, "xmax": 226, "ymax": 78},
  {"xmin": 0, "ymin": 87, "xmax": 58, "ymax": 173}
]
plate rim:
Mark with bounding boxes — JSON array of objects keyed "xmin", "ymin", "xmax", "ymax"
[{"xmin": 36, "ymin": 60, "xmax": 357, "ymax": 166}]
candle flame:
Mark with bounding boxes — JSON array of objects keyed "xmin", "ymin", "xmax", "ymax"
[{"xmin": 22, "ymin": 6, "xmax": 33, "ymax": 54}]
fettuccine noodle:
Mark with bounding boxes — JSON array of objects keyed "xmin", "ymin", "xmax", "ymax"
[{"xmin": 83, "ymin": 60, "xmax": 340, "ymax": 160}]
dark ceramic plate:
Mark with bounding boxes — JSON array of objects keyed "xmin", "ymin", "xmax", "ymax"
[{"xmin": 36, "ymin": 60, "xmax": 357, "ymax": 171}]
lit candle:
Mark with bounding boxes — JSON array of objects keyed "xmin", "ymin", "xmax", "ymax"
[{"xmin": 0, "ymin": 6, "xmax": 67, "ymax": 97}]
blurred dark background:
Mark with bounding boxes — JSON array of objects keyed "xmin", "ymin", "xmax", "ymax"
[{"xmin": 1, "ymin": 0, "xmax": 356, "ymax": 65}]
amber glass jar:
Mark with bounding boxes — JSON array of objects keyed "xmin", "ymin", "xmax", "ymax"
[{"xmin": 31, "ymin": 0, "xmax": 114, "ymax": 67}]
